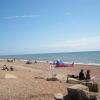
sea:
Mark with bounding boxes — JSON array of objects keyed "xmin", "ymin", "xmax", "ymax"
[{"xmin": 0, "ymin": 51, "xmax": 100, "ymax": 65}]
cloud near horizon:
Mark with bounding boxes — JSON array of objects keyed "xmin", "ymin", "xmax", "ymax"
[
  {"xmin": 46, "ymin": 36, "xmax": 100, "ymax": 52},
  {"xmin": 0, "ymin": 36, "xmax": 100, "ymax": 55},
  {"xmin": 4, "ymin": 15, "xmax": 40, "ymax": 19}
]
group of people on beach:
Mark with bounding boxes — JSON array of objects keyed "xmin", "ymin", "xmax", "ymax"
[
  {"xmin": 1, "ymin": 65, "xmax": 14, "ymax": 71},
  {"xmin": 79, "ymin": 69, "xmax": 93, "ymax": 81},
  {"xmin": 68, "ymin": 69, "xmax": 94, "ymax": 82},
  {"xmin": 7, "ymin": 58, "xmax": 15, "ymax": 62}
]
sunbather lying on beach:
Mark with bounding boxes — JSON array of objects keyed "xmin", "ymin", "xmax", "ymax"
[{"xmin": 1, "ymin": 65, "xmax": 9, "ymax": 71}]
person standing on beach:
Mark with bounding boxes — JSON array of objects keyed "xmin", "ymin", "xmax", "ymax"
[
  {"xmin": 79, "ymin": 69, "xmax": 85, "ymax": 80},
  {"xmin": 13, "ymin": 58, "xmax": 15, "ymax": 62}
]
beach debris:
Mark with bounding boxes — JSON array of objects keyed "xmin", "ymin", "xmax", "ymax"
[
  {"xmin": 54, "ymin": 93, "xmax": 63, "ymax": 100},
  {"xmin": 34, "ymin": 76, "xmax": 44, "ymax": 79},
  {"xmin": 46, "ymin": 76, "xmax": 59, "ymax": 81},
  {"xmin": 5, "ymin": 73, "xmax": 17, "ymax": 79},
  {"xmin": 67, "ymin": 84, "xmax": 89, "ymax": 100}
]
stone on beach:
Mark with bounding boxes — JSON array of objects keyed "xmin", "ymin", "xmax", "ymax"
[
  {"xmin": 5, "ymin": 73, "xmax": 17, "ymax": 79},
  {"xmin": 46, "ymin": 76, "xmax": 59, "ymax": 81},
  {"xmin": 92, "ymin": 83, "xmax": 98, "ymax": 92},
  {"xmin": 46, "ymin": 74, "xmax": 66, "ymax": 81},
  {"xmin": 67, "ymin": 77, "xmax": 81, "ymax": 84},
  {"xmin": 55, "ymin": 74, "xmax": 67, "ymax": 81},
  {"xmin": 82, "ymin": 82, "xmax": 98, "ymax": 92},
  {"xmin": 67, "ymin": 77, "xmax": 99, "ymax": 92},
  {"xmin": 54, "ymin": 93, "xmax": 63, "ymax": 100},
  {"xmin": 67, "ymin": 84, "xmax": 89, "ymax": 100}
]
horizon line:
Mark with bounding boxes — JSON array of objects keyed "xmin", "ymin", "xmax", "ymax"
[{"xmin": 0, "ymin": 50, "xmax": 100, "ymax": 56}]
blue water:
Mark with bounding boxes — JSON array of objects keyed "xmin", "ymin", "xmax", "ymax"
[{"xmin": 0, "ymin": 51, "xmax": 100, "ymax": 64}]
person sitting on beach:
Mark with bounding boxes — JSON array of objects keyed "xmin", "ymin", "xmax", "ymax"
[
  {"xmin": 34, "ymin": 60, "xmax": 37, "ymax": 64},
  {"xmin": 26, "ymin": 60, "xmax": 32, "ymax": 64},
  {"xmin": 86, "ymin": 69, "xmax": 91, "ymax": 80},
  {"xmin": 79, "ymin": 69, "xmax": 85, "ymax": 80},
  {"xmin": 85, "ymin": 69, "xmax": 95, "ymax": 82}
]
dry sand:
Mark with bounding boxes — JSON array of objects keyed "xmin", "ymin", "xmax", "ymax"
[{"xmin": 0, "ymin": 60, "xmax": 100, "ymax": 100}]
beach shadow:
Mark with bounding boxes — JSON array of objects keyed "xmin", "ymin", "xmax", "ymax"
[{"xmin": 63, "ymin": 95, "xmax": 69, "ymax": 100}]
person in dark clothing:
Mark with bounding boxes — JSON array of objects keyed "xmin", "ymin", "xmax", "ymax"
[
  {"xmin": 10, "ymin": 66, "xmax": 14, "ymax": 71},
  {"xmin": 79, "ymin": 69, "xmax": 85, "ymax": 80}
]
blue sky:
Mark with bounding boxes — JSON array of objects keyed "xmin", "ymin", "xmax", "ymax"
[{"xmin": 0, "ymin": 0, "xmax": 100, "ymax": 55}]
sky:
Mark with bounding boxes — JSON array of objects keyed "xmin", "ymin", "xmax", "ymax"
[{"xmin": 0, "ymin": 0, "xmax": 100, "ymax": 55}]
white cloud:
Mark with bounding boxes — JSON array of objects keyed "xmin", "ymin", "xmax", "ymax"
[
  {"xmin": 4, "ymin": 15, "xmax": 40, "ymax": 19},
  {"xmin": 45, "ymin": 36, "xmax": 100, "ymax": 52},
  {"xmin": 0, "ymin": 36, "xmax": 100, "ymax": 55}
]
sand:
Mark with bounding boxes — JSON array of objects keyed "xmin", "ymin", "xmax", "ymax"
[
  {"xmin": 5, "ymin": 73, "xmax": 17, "ymax": 79},
  {"xmin": 0, "ymin": 60, "xmax": 100, "ymax": 100}
]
